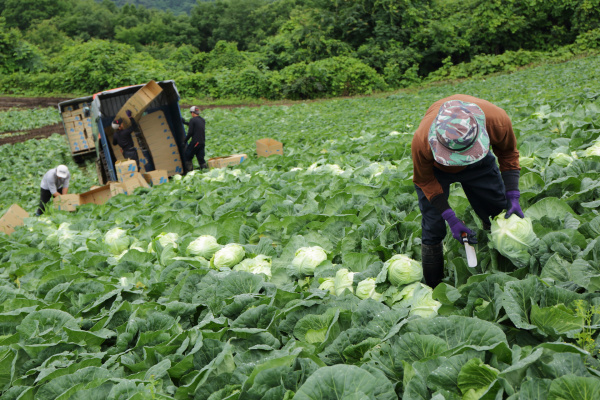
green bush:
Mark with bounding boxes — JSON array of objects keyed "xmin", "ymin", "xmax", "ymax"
[
  {"xmin": 176, "ymin": 67, "xmax": 281, "ymax": 100},
  {"xmin": 280, "ymin": 56, "xmax": 387, "ymax": 100},
  {"xmin": 0, "ymin": 71, "xmax": 64, "ymax": 95},
  {"xmin": 426, "ymin": 50, "xmax": 544, "ymax": 82},
  {"xmin": 571, "ymin": 29, "xmax": 600, "ymax": 52}
]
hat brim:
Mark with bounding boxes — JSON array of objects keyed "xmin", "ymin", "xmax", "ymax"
[
  {"xmin": 57, "ymin": 172, "xmax": 67, "ymax": 178},
  {"xmin": 428, "ymin": 102, "xmax": 490, "ymax": 166}
]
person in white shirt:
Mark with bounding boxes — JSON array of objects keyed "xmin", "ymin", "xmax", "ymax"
[{"xmin": 36, "ymin": 165, "xmax": 71, "ymax": 216}]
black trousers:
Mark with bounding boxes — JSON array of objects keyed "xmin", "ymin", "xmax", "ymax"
[
  {"xmin": 184, "ymin": 142, "xmax": 206, "ymax": 167},
  {"xmin": 37, "ymin": 187, "xmax": 62, "ymax": 215},
  {"xmin": 123, "ymin": 148, "xmax": 141, "ymax": 171},
  {"xmin": 415, "ymin": 152, "xmax": 508, "ymax": 245}
]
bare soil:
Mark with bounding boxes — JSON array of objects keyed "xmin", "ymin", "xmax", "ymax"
[
  {"xmin": 0, "ymin": 96, "xmax": 71, "ymax": 111},
  {"xmin": 0, "ymin": 96, "xmax": 70, "ymax": 146}
]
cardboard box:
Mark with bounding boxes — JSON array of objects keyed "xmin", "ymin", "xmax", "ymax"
[
  {"xmin": 115, "ymin": 159, "xmax": 138, "ymax": 182},
  {"xmin": 256, "ymin": 138, "xmax": 283, "ymax": 157},
  {"xmin": 207, "ymin": 154, "xmax": 248, "ymax": 169},
  {"xmin": 139, "ymin": 110, "xmax": 183, "ymax": 176},
  {"xmin": 112, "ymin": 173, "xmax": 150, "ymax": 195},
  {"xmin": 63, "ymin": 114, "xmax": 82, "ymax": 123},
  {"xmin": 0, "ymin": 204, "xmax": 29, "ymax": 235},
  {"xmin": 110, "ymin": 182, "xmax": 126, "ymax": 196},
  {"xmin": 142, "ymin": 170, "xmax": 169, "ymax": 186},
  {"xmin": 115, "ymin": 80, "xmax": 163, "ymax": 128},
  {"xmin": 53, "ymin": 194, "xmax": 81, "ymax": 211},
  {"xmin": 80, "ymin": 185, "xmax": 112, "ymax": 206}
]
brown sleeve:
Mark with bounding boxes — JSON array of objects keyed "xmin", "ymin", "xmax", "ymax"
[
  {"xmin": 486, "ymin": 109, "xmax": 520, "ymax": 172},
  {"xmin": 411, "ymin": 100, "xmax": 445, "ymax": 202}
]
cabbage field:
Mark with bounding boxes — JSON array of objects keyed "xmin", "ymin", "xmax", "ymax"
[{"xmin": 2, "ymin": 55, "xmax": 600, "ymax": 399}]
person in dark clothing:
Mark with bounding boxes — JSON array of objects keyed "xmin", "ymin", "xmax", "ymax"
[
  {"xmin": 412, "ymin": 95, "xmax": 523, "ymax": 288},
  {"xmin": 112, "ymin": 110, "xmax": 141, "ymax": 170},
  {"xmin": 184, "ymin": 106, "xmax": 207, "ymax": 171}
]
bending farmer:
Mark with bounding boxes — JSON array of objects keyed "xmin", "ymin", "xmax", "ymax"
[
  {"xmin": 411, "ymin": 94, "xmax": 523, "ymax": 288},
  {"xmin": 112, "ymin": 110, "xmax": 141, "ymax": 171},
  {"xmin": 36, "ymin": 165, "xmax": 70, "ymax": 216},
  {"xmin": 184, "ymin": 106, "xmax": 207, "ymax": 171}
]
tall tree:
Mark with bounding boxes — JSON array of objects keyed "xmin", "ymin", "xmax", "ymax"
[{"xmin": 1, "ymin": 0, "xmax": 72, "ymax": 31}]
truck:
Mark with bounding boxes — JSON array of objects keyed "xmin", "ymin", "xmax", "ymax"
[{"xmin": 58, "ymin": 80, "xmax": 190, "ymax": 184}]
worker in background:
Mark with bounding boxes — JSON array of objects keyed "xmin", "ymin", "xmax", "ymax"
[
  {"xmin": 411, "ymin": 94, "xmax": 523, "ymax": 288},
  {"xmin": 184, "ymin": 106, "xmax": 207, "ymax": 171},
  {"xmin": 112, "ymin": 110, "xmax": 141, "ymax": 171},
  {"xmin": 36, "ymin": 165, "xmax": 70, "ymax": 216}
]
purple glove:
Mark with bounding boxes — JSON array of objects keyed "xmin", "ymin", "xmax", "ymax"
[
  {"xmin": 505, "ymin": 190, "xmax": 524, "ymax": 218},
  {"xmin": 441, "ymin": 208, "xmax": 474, "ymax": 242},
  {"xmin": 126, "ymin": 110, "xmax": 132, "ymax": 118}
]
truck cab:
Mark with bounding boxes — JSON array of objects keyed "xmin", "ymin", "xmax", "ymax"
[{"xmin": 89, "ymin": 80, "xmax": 190, "ymax": 184}]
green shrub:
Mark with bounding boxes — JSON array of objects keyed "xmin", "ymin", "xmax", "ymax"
[
  {"xmin": 280, "ymin": 56, "xmax": 387, "ymax": 100},
  {"xmin": 0, "ymin": 71, "xmax": 65, "ymax": 95},
  {"xmin": 426, "ymin": 50, "xmax": 544, "ymax": 82}
]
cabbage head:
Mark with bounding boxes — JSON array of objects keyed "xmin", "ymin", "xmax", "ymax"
[
  {"xmin": 409, "ymin": 285, "xmax": 442, "ymax": 318},
  {"xmin": 549, "ymin": 152, "xmax": 574, "ymax": 167},
  {"xmin": 212, "ymin": 243, "xmax": 245, "ymax": 269},
  {"xmin": 491, "ymin": 212, "xmax": 538, "ymax": 268},
  {"xmin": 334, "ymin": 268, "xmax": 354, "ymax": 295},
  {"xmin": 233, "ymin": 255, "xmax": 272, "ymax": 277},
  {"xmin": 519, "ymin": 156, "xmax": 535, "ymax": 168},
  {"xmin": 356, "ymin": 278, "xmax": 382, "ymax": 301},
  {"xmin": 187, "ymin": 235, "xmax": 221, "ymax": 259},
  {"xmin": 387, "ymin": 282, "xmax": 422, "ymax": 308},
  {"xmin": 158, "ymin": 232, "xmax": 179, "ymax": 248},
  {"xmin": 318, "ymin": 277, "xmax": 335, "ymax": 295},
  {"xmin": 104, "ymin": 227, "xmax": 131, "ymax": 255},
  {"xmin": 385, "ymin": 254, "xmax": 423, "ymax": 287},
  {"xmin": 584, "ymin": 140, "xmax": 600, "ymax": 157},
  {"xmin": 292, "ymin": 246, "xmax": 328, "ymax": 275}
]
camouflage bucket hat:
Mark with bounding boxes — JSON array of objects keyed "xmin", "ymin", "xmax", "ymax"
[{"xmin": 428, "ymin": 100, "xmax": 490, "ymax": 166}]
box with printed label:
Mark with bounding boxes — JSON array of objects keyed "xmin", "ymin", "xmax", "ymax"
[
  {"xmin": 207, "ymin": 154, "xmax": 248, "ymax": 169},
  {"xmin": 110, "ymin": 182, "xmax": 126, "ymax": 196},
  {"xmin": 53, "ymin": 194, "xmax": 81, "ymax": 212},
  {"xmin": 256, "ymin": 138, "xmax": 283, "ymax": 157},
  {"xmin": 63, "ymin": 114, "xmax": 82, "ymax": 123},
  {"xmin": 0, "ymin": 204, "xmax": 29, "ymax": 235},
  {"xmin": 114, "ymin": 173, "xmax": 150, "ymax": 195},
  {"xmin": 139, "ymin": 110, "xmax": 183, "ymax": 176},
  {"xmin": 114, "ymin": 80, "xmax": 163, "ymax": 129},
  {"xmin": 115, "ymin": 159, "xmax": 138, "ymax": 182},
  {"xmin": 142, "ymin": 170, "xmax": 169, "ymax": 186}
]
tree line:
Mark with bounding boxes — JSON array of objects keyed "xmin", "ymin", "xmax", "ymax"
[{"xmin": 0, "ymin": 0, "xmax": 599, "ymax": 100}]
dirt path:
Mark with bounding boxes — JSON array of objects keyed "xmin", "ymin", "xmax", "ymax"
[
  {"xmin": 0, "ymin": 97, "xmax": 69, "ymax": 146},
  {"xmin": 0, "ymin": 96, "xmax": 71, "ymax": 111}
]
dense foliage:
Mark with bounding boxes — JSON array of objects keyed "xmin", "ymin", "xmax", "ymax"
[
  {"xmin": 1, "ymin": 55, "xmax": 600, "ymax": 399},
  {"xmin": 0, "ymin": 0, "xmax": 599, "ymax": 99},
  {"xmin": 106, "ymin": 0, "xmax": 198, "ymax": 15}
]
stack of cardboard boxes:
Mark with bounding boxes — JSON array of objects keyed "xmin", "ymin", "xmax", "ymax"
[
  {"xmin": 111, "ymin": 159, "xmax": 150, "ymax": 196},
  {"xmin": 139, "ymin": 111, "xmax": 184, "ymax": 176},
  {"xmin": 61, "ymin": 106, "xmax": 95, "ymax": 154}
]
